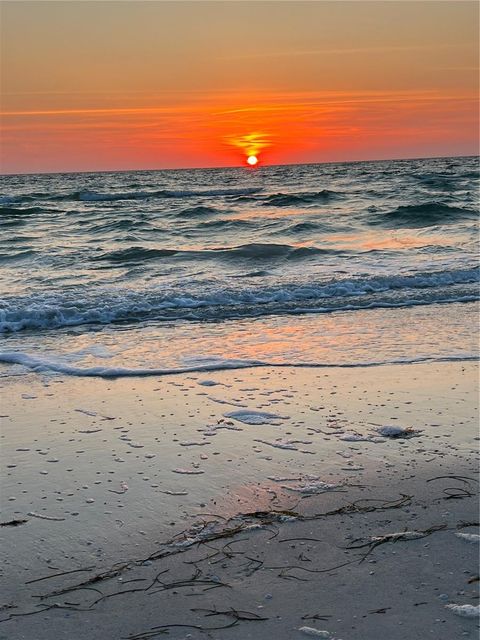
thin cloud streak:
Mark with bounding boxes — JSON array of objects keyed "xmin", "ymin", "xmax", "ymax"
[
  {"xmin": 3, "ymin": 89, "xmax": 476, "ymax": 119},
  {"xmin": 225, "ymin": 42, "xmax": 476, "ymax": 60}
]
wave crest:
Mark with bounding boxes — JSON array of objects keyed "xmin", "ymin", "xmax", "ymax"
[
  {"xmin": 0, "ymin": 206, "xmax": 46, "ymax": 216},
  {"xmin": 262, "ymin": 190, "xmax": 341, "ymax": 207},
  {"xmin": 369, "ymin": 202, "xmax": 477, "ymax": 227},
  {"xmin": 1, "ymin": 187, "xmax": 263, "ymax": 205},
  {"xmin": 92, "ymin": 247, "xmax": 178, "ymax": 262},
  {"xmin": 0, "ymin": 350, "xmax": 475, "ymax": 379},
  {"xmin": 1, "ymin": 268, "xmax": 478, "ymax": 332}
]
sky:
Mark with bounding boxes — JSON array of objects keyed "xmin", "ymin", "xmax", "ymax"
[{"xmin": 1, "ymin": 1, "xmax": 478, "ymax": 174}]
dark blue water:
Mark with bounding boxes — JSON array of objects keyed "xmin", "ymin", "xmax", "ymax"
[{"xmin": 0, "ymin": 156, "xmax": 478, "ymax": 376}]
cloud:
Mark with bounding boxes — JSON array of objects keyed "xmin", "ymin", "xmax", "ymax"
[{"xmin": 224, "ymin": 42, "xmax": 475, "ymax": 61}]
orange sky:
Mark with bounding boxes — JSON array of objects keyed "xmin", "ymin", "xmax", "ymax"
[{"xmin": 1, "ymin": 1, "xmax": 478, "ymax": 174}]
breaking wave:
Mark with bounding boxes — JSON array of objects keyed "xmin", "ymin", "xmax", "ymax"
[
  {"xmin": 1, "ymin": 268, "xmax": 478, "ymax": 333},
  {"xmin": 0, "ymin": 350, "xmax": 476, "ymax": 379},
  {"xmin": 0, "ymin": 187, "xmax": 263, "ymax": 204}
]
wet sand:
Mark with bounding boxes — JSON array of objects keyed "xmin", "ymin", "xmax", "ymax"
[{"xmin": 0, "ymin": 361, "xmax": 478, "ymax": 639}]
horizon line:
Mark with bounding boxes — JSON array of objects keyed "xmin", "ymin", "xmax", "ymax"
[{"xmin": 1, "ymin": 152, "xmax": 478, "ymax": 179}]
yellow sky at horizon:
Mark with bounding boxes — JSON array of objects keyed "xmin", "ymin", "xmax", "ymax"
[{"xmin": 1, "ymin": 1, "xmax": 478, "ymax": 173}]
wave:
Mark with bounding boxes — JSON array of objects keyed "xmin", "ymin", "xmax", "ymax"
[
  {"xmin": 78, "ymin": 188, "xmax": 263, "ymax": 202},
  {"xmin": 229, "ymin": 270, "xmax": 271, "ymax": 278},
  {"xmin": 0, "ymin": 219, "xmax": 28, "ymax": 229},
  {"xmin": 1, "ymin": 268, "xmax": 478, "ymax": 332},
  {"xmin": 232, "ymin": 190, "xmax": 342, "ymax": 206},
  {"xmin": 92, "ymin": 247, "xmax": 179, "ymax": 262},
  {"xmin": 415, "ymin": 174, "xmax": 461, "ymax": 190},
  {"xmin": 90, "ymin": 243, "xmax": 332, "ymax": 264},
  {"xmin": 261, "ymin": 190, "xmax": 341, "ymax": 207},
  {"xmin": 0, "ymin": 194, "xmax": 51, "ymax": 205},
  {"xmin": 369, "ymin": 202, "xmax": 477, "ymax": 228},
  {"xmin": 173, "ymin": 205, "xmax": 221, "ymax": 218},
  {"xmin": 0, "ymin": 249, "xmax": 37, "ymax": 263},
  {"xmin": 0, "ymin": 187, "xmax": 263, "ymax": 204},
  {"xmin": 0, "ymin": 350, "xmax": 476, "ymax": 379},
  {"xmin": 212, "ymin": 243, "xmax": 331, "ymax": 260},
  {"xmin": 0, "ymin": 234, "xmax": 38, "ymax": 244},
  {"xmin": 86, "ymin": 218, "xmax": 154, "ymax": 234},
  {"xmin": 277, "ymin": 221, "xmax": 329, "ymax": 234},
  {"xmin": 0, "ymin": 206, "xmax": 46, "ymax": 216},
  {"xmin": 197, "ymin": 218, "xmax": 257, "ymax": 231}
]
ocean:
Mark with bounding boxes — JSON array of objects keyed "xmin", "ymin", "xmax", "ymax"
[{"xmin": 0, "ymin": 155, "xmax": 478, "ymax": 378}]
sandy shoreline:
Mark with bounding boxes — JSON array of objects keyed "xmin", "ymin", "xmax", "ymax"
[{"xmin": 1, "ymin": 361, "xmax": 478, "ymax": 639}]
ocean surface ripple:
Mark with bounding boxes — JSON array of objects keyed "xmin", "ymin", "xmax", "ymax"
[{"xmin": 1, "ymin": 156, "xmax": 478, "ymax": 376}]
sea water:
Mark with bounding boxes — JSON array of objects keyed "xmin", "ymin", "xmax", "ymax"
[{"xmin": 0, "ymin": 156, "xmax": 478, "ymax": 377}]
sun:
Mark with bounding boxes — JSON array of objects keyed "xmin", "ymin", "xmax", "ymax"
[{"xmin": 247, "ymin": 155, "xmax": 258, "ymax": 166}]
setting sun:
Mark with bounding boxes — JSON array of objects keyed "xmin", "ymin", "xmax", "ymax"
[{"xmin": 0, "ymin": 3, "xmax": 478, "ymax": 639}]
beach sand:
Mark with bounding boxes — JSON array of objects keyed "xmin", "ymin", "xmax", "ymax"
[{"xmin": 1, "ymin": 361, "xmax": 478, "ymax": 639}]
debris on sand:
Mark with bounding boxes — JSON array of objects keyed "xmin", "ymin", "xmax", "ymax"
[
  {"xmin": 282, "ymin": 480, "xmax": 341, "ymax": 494},
  {"xmin": 160, "ymin": 490, "xmax": 189, "ymax": 496},
  {"xmin": 298, "ymin": 627, "xmax": 331, "ymax": 637},
  {"xmin": 338, "ymin": 432, "xmax": 382, "ymax": 443},
  {"xmin": 254, "ymin": 438, "xmax": 312, "ymax": 451},
  {"xmin": 0, "ymin": 518, "xmax": 28, "ymax": 527},
  {"xmin": 27, "ymin": 512, "xmax": 65, "ymax": 521},
  {"xmin": 75, "ymin": 408, "xmax": 97, "ymax": 417},
  {"xmin": 445, "ymin": 603, "xmax": 480, "ymax": 618},
  {"xmin": 371, "ymin": 531, "xmax": 426, "ymax": 542},
  {"xmin": 223, "ymin": 409, "xmax": 289, "ymax": 425},
  {"xmin": 346, "ymin": 524, "xmax": 447, "ymax": 560},
  {"xmin": 374, "ymin": 425, "xmax": 420, "ymax": 439},
  {"xmin": 454, "ymin": 532, "xmax": 480, "ymax": 543},
  {"xmin": 337, "ymin": 426, "xmax": 420, "ymax": 441},
  {"xmin": 201, "ymin": 419, "xmax": 243, "ymax": 436},
  {"xmin": 108, "ymin": 481, "xmax": 128, "ymax": 495}
]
